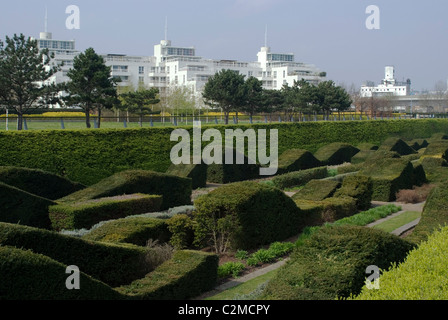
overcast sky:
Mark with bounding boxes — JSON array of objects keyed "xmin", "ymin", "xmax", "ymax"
[{"xmin": 1, "ymin": 0, "xmax": 447, "ymax": 91}]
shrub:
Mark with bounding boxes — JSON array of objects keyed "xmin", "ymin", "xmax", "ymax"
[
  {"xmin": 49, "ymin": 194, "xmax": 163, "ymax": 231},
  {"xmin": 0, "ymin": 182, "xmax": 55, "ymax": 229},
  {"xmin": 81, "ymin": 216, "xmax": 171, "ymax": 247},
  {"xmin": 276, "ymin": 149, "xmax": 321, "ymax": 174},
  {"xmin": 408, "ymin": 139, "xmax": 429, "ymax": 151},
  {"xmin": 350, "ymin": 150, "xmax": 376, "ymax": 164},
  {"xmin": 313, "ymin": 142, "xmax": 360, "ymax": 166},
  {"xmin": 218, "ymin": 262, "xmax": 246, "ymax": 278},
  {"xmin": 193, "ymin": 181, "xmax": 305, "ymax": 251},
  {"xmin": 0, "ymin": 246, "xmax": 125, "ymax": 300},
  {"xmin": 422, "ymin": 140, "xmax": 448, "ymax": 161},
  {"xmin": 353, "ymin": 225, "xmax": 448, "ymax": 300},
  {"xmin": 117, "ymin": 250, "xmax": 219, "ymax": 300},
  {"xmin": 247, "ymin": 242, "xmax": 295, "ymax": 267},
  {"xmin": 395, "ymin": 184, "xmax": 435, "ymax": 204},
  {"xmin": 0, "ymin": 222, "xmax": 153, "ymax": 287},
  {"xmin": 235, "ymin": 250, "xmax": 249, "ymax": 260},
  {"xmin": 271, "ymin": 166, "xmax": 328, "ymax": 189},
  {"xmin": 166, "ymin": 162, "xmax": 207, "ymax": 189},
  {"xmin": 292, "ymin": 179, "xmax": 341, "ymax": 201},
  {"xmin": 378, "ymin": 137, "xmax": 417, "ymax": 156},
  {"xmin": 0, "ymin": 166, "xmax": 85, "ymax": 200},
  {"xmin": 58, "ymin": 170, "xmax": 192, "ymax": 210},
  {"xmin": 165, "ymin": 214, "xmax": 195, "ymax": 249},
  {"xmin": 260, "ymin": 225, "xmax": 415, "ymax": 300},
  {"xmin": 356, "ymin": 142, "xmax": 379, "ymax": 151},
  {"xmin": 419, "ymin": 157, "xmax": 448, "ymax": 184},
  {"xmin": 334, "ymin": 175, "xmax": 373, "ymax": 211}
]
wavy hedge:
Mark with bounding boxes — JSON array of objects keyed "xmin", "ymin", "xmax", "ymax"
[{"xmin": 1, "ymin": 120, "xmax": 447, "ymax": 186}]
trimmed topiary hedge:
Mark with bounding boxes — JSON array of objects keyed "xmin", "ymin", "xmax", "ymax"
[
  {"xmin": 58, "ymin": 170, "xmax": 192, "ymax": 211},
  {"xmin": 292, "ymin": 179, "xmax": 341, "ymax": 201},
  {"xmin": 378, "ymin": 137, "xmax": 417, "ymax": 156},
  {"xmin": 422, "ymin": 140, "xmax": 448, "ymax": 161},
  {"xmin": 0, "ymin": 166, "xmax": 85, "ymax": 200},
  {"xmin": 419, "ymin": 157, "xmax": 448, "ymax": 184},
  {"xmin": 193, "ymin": 181, "xmax": 305, "ymax": 250},
  {"xmin": 166, "ymin": 161, "xmax": 207, "ymax": 189},
  {"xmin": 0, "ymin": 245, "xmax": 125, "ymax": 300},
  {"xmin": 0, "ymin": 182, "xmax": 56, "ymax": 229},
  {"xmin": 270, "ymin": 166, "xmax": 329, "ymax": 190},
  {"xmin": 276, "ymin": 149, "xmax": 321, "ymax": 174},
  {"xmin": 0, "ymin": 222, "xmax": 153, "ymax": 287},
  {"xmin": 334, "ymin": 175, "xmax": 373, "ymax": 211},
  {"xmin": 260, "ymin": 225, "xmax": 415, "ymax": 300},
  {"xmin": 82, "ymin": 216, "xmax": 171, "ymax": 247},
  {"xmin": 117, "ymin": 250, "xmax": 218, "ymax": 300},
  {"xmin": 313, "ymin": 142, "xmax": 360, "ymax": 166},
  {"xmin": 49, "ymin": 194, "xmax": 163, "ymax": 231}
]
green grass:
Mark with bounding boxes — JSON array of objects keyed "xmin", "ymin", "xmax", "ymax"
[
  {"xmin": 372, "ymin": 211, "xmax": 422, "ymax": 233},
  {"xmin": 205, "ymin": 268, "xmax": 280, "ymax": 300}
]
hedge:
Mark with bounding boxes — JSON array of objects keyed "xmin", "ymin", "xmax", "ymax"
[
  {"xmin": 166, "ymin": 162, "xmax": 207, "ymax": 189},
  {"xmin": 270, "ymin": 166, "xmax": 329, "ymax": 189},
  {"xmin": 350, "ymin": 150, "xmax": 376, "ymax": 164},
  {"xmin": 1, "ymin": 120, "xmax": 448, "ymax": 186},
  {"xmin": 313, "ymin": 142, "xmax": 360, "ymax": 166},
  {"xmin": 58, "ymin": 170, "xmax": 192, "ymax": 211},
  {"xmin": 49, "ymin": 194, "xmax": 163, "ymax": 231},
  {"xmin": 0, "ymin": 222, "xmax": 153, "ymax": 287},
  {"xmin": 292, "ymin": 179, "xmax": 341, "ymax": 201},
  {"xmin": 353, "ymin": 225, "xmax": 448, "ymax": 300},
  {"xmin": 419, "ymin": 157, "xmax": 448, "ymax": 184},
  {"xmin": 0, "ymin": 182, "xmax": 55, "ymax": 229},
  {"xmin": 0, "ymin": 166, "xmax": 85, "ymax": 200},
  {"xmin": 422, "ymin": 140, "xmax": 448, "ymax": 161},
  {"xmin": 406, "ymin": 182, "xmax": 448, "ymax": 244},
  {"xmin": 0, "ymin": 246, "xmax": 125, "ymax": 300},
  {"xmin": 408, "ymin": 138, "xmax": 429, "ymax": 151},
  {"xmin": 334, "ymin": 175, "xmax": 373, "ymax": 211},
  {"xmin": 276, "ymin": 149, "xmax": 321, "ymax": 174},
  {"xmin": 378, "ymin": 137, "xmax": 417, "ymax": 156},
  {"xmin": 260, "ymin": 225, "xmax": 415, "ymax": 300},
  {"xmin": 193, "ymin": 181, "xmax": 305, "ymax": 250},
  {"xmin": 117, "ymin": 250, "xmax": 218, "ymax": 300},
  {"xmin": 82, "ymin": 216, "xmax": 171, "ymax": 247}
]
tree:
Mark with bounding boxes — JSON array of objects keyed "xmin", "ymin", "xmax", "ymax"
[
  {"xmin": 202, "ymin": 69, "xmax": 247, "ymax": 124},
  {"xmin": 242, "ymin": 76, "xmax": 264, "ymax": 118},
  {"xmin": 0, "ymin": 34, "xmax": 61, "ymax": 130},
  {"xmin": 119, "ymin": 88, "xmax": 160, "ymax": 127},
  {"xmin": 315, "ymin": 80, "xmax": 352, "ymax": 119},
  {"xmin": 166, "ymin": 85, "xmax": 196, "ymax": 118},
  {"xmin": 63, "ymin": 48, "xmax": 118, "ymax": 128}
]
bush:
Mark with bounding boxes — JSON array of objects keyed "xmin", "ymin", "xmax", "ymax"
[
  {"xmin": 292, "ymin": 179, "xmax": 341, "ymax": 201},
  {"xmin": 49, "ymin": 194, "xmax": 163, "ymax": 231},
  {"xmin": 0, "ymin": 166, "xmax": 85, "ymax": 200},
  {"xmin": 0, "ymin": 182, "xmax": 55, "ymax": 229},
  {"xmin": 408, "ymin": 139, "xmax": 429, "ymax": 151},
  {"xmin": 350, "ymin": 150, "xmax": 376, "ymax": 164},
  {"xmin": 218, "ymin": 262, "xmax": 246, "ymax": 278},
  {"xmin": 165, "ymin": 214, "xmax": 195, "ymax": 249},
  {"xmin": 58, "ymin": 170, "xmax": 192, "ymax": 210},
  {"xmin": 261, "ymin": 225, "xmax": 415, "ymax": 300},
  {"xmin": 117, "ymin": 250, "xmax": 218, "ymax": 300},
  {"xmin": 356, "ymin": 142, "xmax": 379, "ymax": 151},
  {"xmin": 0, "ymin": 246, "xmax": 125, "ymax": 300},
  {"xmin": 0, "ymin": 222, "xmax": 153, "ymax": 287},
  {"xmin": 334, "ymin": 175, "xmax": 373, "ymax": 210},
  {"xmin": 271, "ymin": 166, "xmax": 328, "ymax": 189},
  {"xmin": 246, "ymin": 242, "xmax": 295, "ymax": 267},
  {"xmin": 378, "ymin": 137, "xmax": 417, "ymax": 156},
  {"xmin": 352, "ymin": 225, "xmax": 448, "ymax": 300},
  {"xmin": 193, "ymin": 181, "xmax": 305, "ymax": 251},
  {"xmin": 166, "ymin": 162, "xmax": 207, "ymax": 189},
  {"xmin": 419, "ymin": 157, "xmax": 448, "ymax": 184},
  {"xmin": 313, "ymin": 142, "xmax": 360, "ymax": 166},
  {"xmin": 422, "ymin": 140, "xmax": 448, "ymax": 161},
  {"xmin": 395, "ymin": 184, "xmax": 435, "ymax": 204},
  {"xmin": 81, "ymin": 216, "xmax": 171, "ymax": 247},
  {"xmin": 276, "ymin": 149, "xmax": 321, "ymax": 174}
]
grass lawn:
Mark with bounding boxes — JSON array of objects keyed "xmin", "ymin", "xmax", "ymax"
[
  {"xmin": 372, "ymin": 211, "xmax": 422, "ymax": 233},
  {"xmin": 205, "ymin": 268, "xmax": 279, "ymax": 300}
]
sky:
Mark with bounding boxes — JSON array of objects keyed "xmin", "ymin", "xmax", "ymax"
[{"xmin": 1, "ymin": 0, "xmax": 448, "ymax": 92}]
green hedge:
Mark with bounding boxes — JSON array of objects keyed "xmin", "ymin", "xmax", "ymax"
[
  {"xmin": 292, "ymin": 179, "xmax": 341, "ymax": 201},
  {"xmin": 0, "ymin": 222, "xmax": 153, "ymax": 287},
  {"xmin": 0, "ymin": 166, "xmax": 85, "ymax": 200},
  {"xmin": 0, "ymin": 182, "xmax": 55, "ymax": 229},
  {"xmin": 270, "ymin": 166, "xmax": 329, "ymax": 190},
  {"xmin": 82, "ymin": 216, "xmax": 171, "ymax": 247},
  {"xmin": 166, "ymin": 162, "xmax": 207, "ymax": 189},
  {"xmin": 334, "ymin": 175, "xmax": 373, "ymax": 210},
  {"xmin": 353, "ymin": 225, "xmax": 448, "ymax": 300},
  {"xmin": 117, "ymin": 250, "xmax": 218, "ymax": 300},
  {"xmin": 58, "ymin": 170, "xmax": 191, "ymax": 211},
  {"xmin": 194, "ymin": 181, "xmax": 305, "ymax": 250},
  {"xmin": 419, "ymin": 157, "xmax": 448, "ymax": 184},
  {"xmin": 261, "ymin": 225, "xmax": 415, "ymax": 300},
  {"xmin": 0, "ymin": 245, "xmax": 125, "ymax": 300},
  {"xmin": 1, "ymin": 120, "xmax": 448, "ymax": 186},
  {"xmin": 314, "ymin": 142, "xmax": 360, "ymax": 166},
  {"xmin": 422, "ymin": 140, "xmax": 448, "ymax": 161},
  {"xmin": 378, "ymin": 137, "xmax": 417, "ymax": 156},
  {"xmin": 49, "ymin": 194, "xmax": 163, "ymax": 231},
  {"xmin": 276, "ymin": 149, "xmax": 321, "ymax": 174}
]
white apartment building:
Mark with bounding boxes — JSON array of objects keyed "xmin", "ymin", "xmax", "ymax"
[
  {"xmin": 33, "ymin": 31, "xmax": 326, "ymax": 102},
  {"xmin": 360, "ymin": 66, "xmax": 411, "ymax": 98}
]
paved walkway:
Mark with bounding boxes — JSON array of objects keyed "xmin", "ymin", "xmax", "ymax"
[{"xmin": 194, "ymin": 200, "xmax": 425, "ymax": 300}]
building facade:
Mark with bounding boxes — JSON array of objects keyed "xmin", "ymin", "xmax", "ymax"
[{"xmin": 360, "ymin": 66, "xmax": 411, "ymax": 98}]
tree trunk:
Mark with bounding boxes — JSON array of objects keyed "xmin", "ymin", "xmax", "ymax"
[
  {"xmin": 139, "ymin": 112, "xmax": 143, "ymax": 128},
  {"xmin": 97, "ymin": 108, "xmax": 102, "ymax": 128},
  {"xmin": 85, "ymin": 109, "xmax": 91, "ymax": 129},
  {"xmin": 225, "ymin": 112, "xmax": 229, "ymax": 125},
  {"xmin": 17, "ymin": 112, "xmax": 23, "ymax": 131}
]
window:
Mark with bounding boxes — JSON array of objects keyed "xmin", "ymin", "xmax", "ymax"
[{"xmin": 139, "ymin": 66, "xmax": 145, "ymax": 75}]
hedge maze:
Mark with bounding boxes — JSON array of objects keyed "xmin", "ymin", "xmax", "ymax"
[{"xmin": 1, "ymin": 120, "xmax": 448, "ymax": 300}]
